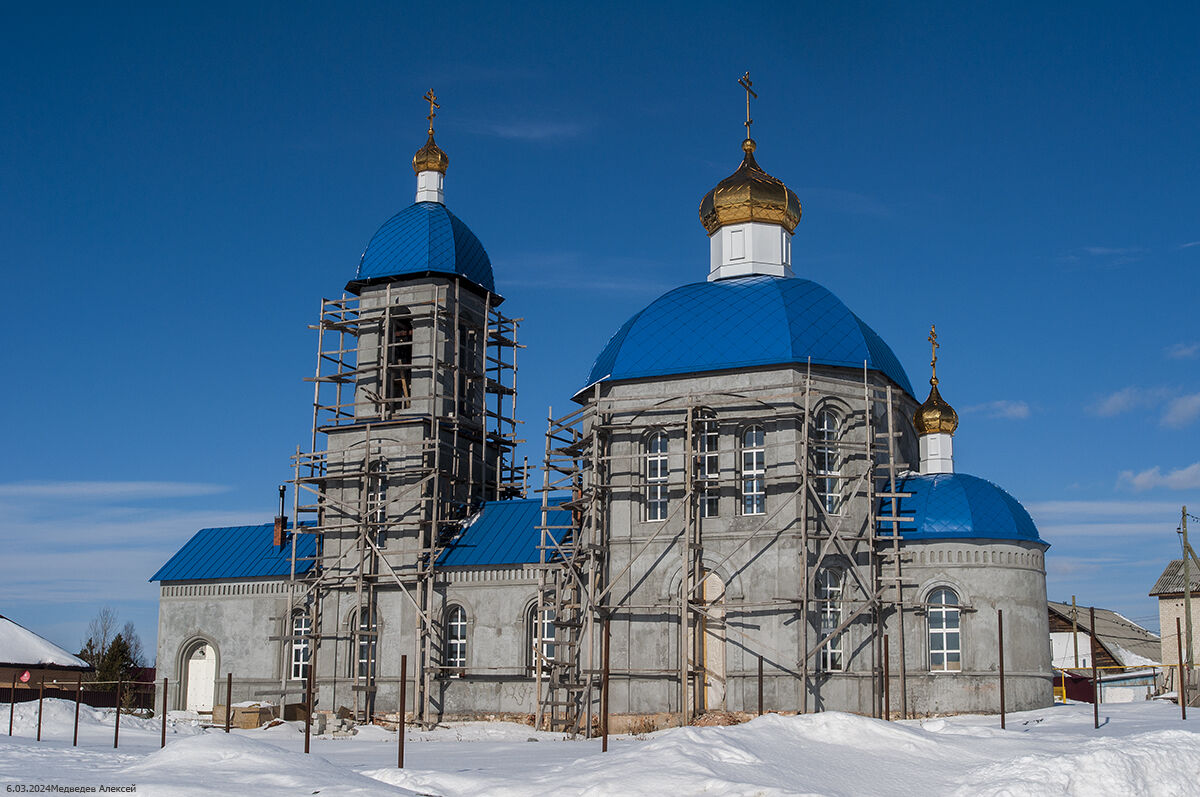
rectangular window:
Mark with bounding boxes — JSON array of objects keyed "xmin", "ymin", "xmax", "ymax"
[
  {"xmin": 531, "ymin": 607, "xmax": 556, "ymax": 672},
  {"xmin": 697, "ymin": 417, "xmax": 719, "ymax": 518},
  {"xmin": 818, "ymin": 570, "xmax": 844, "ymax": 671},
  {"xmin": 290, "ymin": 613, "xmax": 311, "ymax": 681},
  {"xmin": 646, "ymin": 433, "xmax": 669, "ymax": 521},
  {"xmin": 356, "ymin": 609, "xmax": 377, "ymax": 680},
  {"xmin": 446, "ymin": 607, "xmax": 467, "ymax": 672},
  {"xmin": 741, "ymin": 426, "xmax": 765, "ymax": 515},
  {"xmin": 928, "ymin": 591, "xmax": 962, "ymax": 672}
]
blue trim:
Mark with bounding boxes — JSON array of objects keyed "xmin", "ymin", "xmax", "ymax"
[
  {"xmin": 350, "ymin": 202, "xmax": 495, "ymax": 294},
  {"xmin": 583, "ymin": 276, "xmax": 914, "ymax": 395},
  {"xmin": 150, "ymin": 523, "xmax": 317, "ymax": 581},
  {"xmin": 882, "ymin": 473, "xmax": 1045, "ymax": 544}
]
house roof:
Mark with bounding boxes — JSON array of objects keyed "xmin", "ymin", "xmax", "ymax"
[
  {"xmin": 0, "ymin": 615, "xmax": 88, "ymax": 669},
  {"xmin": 1149, "ymin": 559, "xmax": 1200, "ymax": 597},
  {"xmin": 1047, "ymin": 601, "xmax": 1160, "ymax": 666},
  {"xmin": 150, "ymin": 522, "xmax": 316, "ymax": 582},
  {"xmin": 438, "ymin": 498, "xmax": 570, "ymax": 568}
]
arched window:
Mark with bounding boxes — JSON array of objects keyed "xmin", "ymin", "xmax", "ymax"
[
  {"xmin": 815, "ymin": 410, "xmax": 841, "ymax": 514},
  {"xmin": 696, "ymin": 412, "xmax": 719, "ymax": 518},
  {"xmin": 817, "ymin": 568, "xmax": 844, "ymax": 671},
  {"xmin": 387, "ymin": 317, "xmax": 413, "ymax": 412},
  {"xmin": 528, "ymin": 605, "xmax": 556, "ymax": 672},
  {"xmin": 646, "ymin": 431, "xmax": 669, "ymax": 521},
  {"xmin": 741, "ymin": 426, "xmax": 765, "ymax": 515},
  {"xmin": 290, "ymin": 610, "xmax": 311, "ymax": 681},
  {"xmin": 352, "ymin": 607, "xmax": 377, "ymax": 680},
  {"xmin": 446, "ymin": 605, "xmax": 467, "ymax": 673},
  {"xmin": 928, "ymin": 588, "xmax": 961, "ymax": 672}
]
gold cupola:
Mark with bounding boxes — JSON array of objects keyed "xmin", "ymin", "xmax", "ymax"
[
  {"xmin": 699, "ymin": 138, "xmax": 801, "ymax": 235},
  {"xmin": 413, "ymin": 90, "xmax": 448, "ymax": 204},
  {"xmin": 913, "ymin": 325, "xmax": 959, "ymax": 436},
  {"xmin": 412, "ymin": 133, "xmax": 449, "ymax": 174},
  {"xmin": 413, "ymin": 88, "xmax": 449, "ymax": 175}
]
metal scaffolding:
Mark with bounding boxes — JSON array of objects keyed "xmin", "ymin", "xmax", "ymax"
[
  {"xmin": 535, "ymin": 365, "xmax": 913, "ymax": 733},
  {"xmin": 286, "ymin": 279, "xmax": 522, "ymax": 725}
]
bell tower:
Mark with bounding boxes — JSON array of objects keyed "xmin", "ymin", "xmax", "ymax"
[{"xmin": 287, "ymin": 94, "xmax": 522, "ymax": 726}]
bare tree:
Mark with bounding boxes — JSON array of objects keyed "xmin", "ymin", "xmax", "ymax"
[
  {"xmin": 80, "ymin": 606, "xmax": 118, "ymax": 668},
  {"xmin": 120, "ymin": 620, "xmax": 145, "ymax": 669}
]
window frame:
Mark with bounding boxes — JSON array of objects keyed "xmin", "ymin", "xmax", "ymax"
[
  {"xmin": 696, "ymin": 412, "xmax": 719, "ymax": 518},
  {"xmin": 645, "ymin": 431, "xmax": 669, "ymax": 522},
  {"xmin": 814, "ymin": 409, "xmax": 841, "ymax": 515},
  {"xmin": 740, "ymin": 425, "xmax": 766, "ymax": 516},
  {"xmin": 445, "ymin": 605, "xmax": 467, "ymax": 674},
  {"xmin": 352, "ymin": 607, "xmax": 377, "ymax": 681},
  {"xmin": 817, "ymin": 567, "xmax": 845, "ymax": 672},
  {"xmin": 927, "ymin": 588, "xmax": 962, "ymax": 673},
  {"xmin": 528, "ymin": 604, "xmax": 556, "ymax": 674},
  {"xmin": 290, "ymin": 610, "xmax": 311, "ymax": 681}
]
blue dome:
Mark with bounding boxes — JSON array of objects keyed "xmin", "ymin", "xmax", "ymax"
[
  {"xmin": 349, "ymin": 202, "xmax": 495, "ymax": 294},
  {"xmin": 584, "ymin": 275, "xmax": 914, "ymax": 394},
  {"xmin": 884, "ymin": 473, "xmax": 1044, "ymax": 544}
]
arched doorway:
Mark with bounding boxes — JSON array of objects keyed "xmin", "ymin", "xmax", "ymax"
[
  {"xmin": 182, "ymin": 640, "xmax": 216, "ymax": 713},
  {"xmin": 700, "ymin": 571, "xmax": 726, "ymax": 711}
]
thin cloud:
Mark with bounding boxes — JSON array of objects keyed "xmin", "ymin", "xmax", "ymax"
[
  {"xmin": 0, "ymin": 481, "xmax": 229, "ymax": 500},
  {"xmin": 1059, "ymin": 245, "xmax": 1146, "ymax": 269},
  {"xmin": 962, "ymin": 400, "xmax": 1030, "ymax": 419},
  {"xmin": 1117, "ymin": 462, "xmax": 1200, "ymax": 491},
  {"xmin": 478, "ymin": 120, "xmax": 590, "ymax": 141},
  {"xmin": 1178, "ymin": 241, "xmax": 1200, "ymax": 249},
  {"xmin": 1166, "ymin": 341, "xmax": 1200, "ymax": 359},
  {"xmin": 1162, "ymin": 392, "xmax": 1200, "ymax": 428},
  {"xmin": 1026, "ymin": 499, "xmax": 1184, "ymax": 518},
  {"xmin": 1087, "ymin": 386, "xmax": 1172, "ymax": 417},
  {"xmin": 1082, "ymin": 246, "xmax": 1143, "ymax": 256},
  {"xmin": 794, "ymin": 187, "xmax": 890, "ymax": 218}
]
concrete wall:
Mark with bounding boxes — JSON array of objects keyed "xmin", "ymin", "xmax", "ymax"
[{"xmin": 155, "ymin": 579, "xmax": 308, "ymax": 711}]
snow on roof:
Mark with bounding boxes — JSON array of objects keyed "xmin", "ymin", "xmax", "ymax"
[{"xmin": 0, "ymin": 615, "xmax": 88, "ymax": 668}]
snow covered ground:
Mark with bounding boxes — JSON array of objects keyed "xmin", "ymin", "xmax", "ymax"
[{"xmin": 2, "ymin": 698, "xmax": 1199, "ymax": 796}]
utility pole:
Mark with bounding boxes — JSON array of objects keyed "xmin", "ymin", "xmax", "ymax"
[
  {"xmin": 1184, "ymin": 507, "xmax": 1194, "ymax": 670},
  {"xmin": 1071, "ymin": 595, "xmax": 1079, "ymax": 668}
]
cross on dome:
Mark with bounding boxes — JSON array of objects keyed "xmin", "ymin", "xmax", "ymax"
[
  {"xmin": 739, "ymin": 71, "xmax": 757, "ymax": 141},
  {"xmin": 929, "ymin": 324, "xmax": 940, "ymax": 385},
  {"xmin": 423, "ymin": 88, "xmax": 439, "ymax": 135}
]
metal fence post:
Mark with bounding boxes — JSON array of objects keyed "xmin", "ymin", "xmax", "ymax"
[
  {"xmin": 114, "ymin": 677, "xmax": 122, "ymax": 748},
  {"xmin": 224, "ymin": 673, "xmax": 232, "ymax": 733},
  {"xmin": 161, "ymin": 677, "xmax": 169, "ymax": 748},
  {"xmin": 398, "ymin": 655, "xmax": 407, "ymax": 768},
  {"xmin": 36, "ymin": 673, "xmax": 44, "ymax": 742},
  {"xmin": 998, "ymin": 609, "xmax": 1006, "ymax": 730},
  {"xmin": 73, "ymin": 674, "xmax": 82, "ymax": 747}
]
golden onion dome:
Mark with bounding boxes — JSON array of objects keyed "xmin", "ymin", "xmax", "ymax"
[
  {"xmin": 412, "ymin": 132, "xmax": 449, "ymax": 174},
  {"xmin": 914, "ymin": 380, "xmax": 959, "ymax": 435},
  {"xmin": 699, "ymin": 138, "xmax": 801, "ymax": 235}
]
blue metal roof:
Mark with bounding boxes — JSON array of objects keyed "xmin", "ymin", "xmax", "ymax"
[
  {"xmin": 584, "ymin": 275, "xmax": 914, "ymax": 395},
  {"xmin": 150, "ymin": 523, "xmax": 317, "ymax": 582},
  {"xmin": 882, "ymin": 473, "xmax": 1045, "ymax": 544},
  {"xmin": 439, "ymin": 498, "xmax": 570, "ymax": 568},
  {"xmin": 349, "ymin": 201, "xmax": 495, "ymax": 294}
]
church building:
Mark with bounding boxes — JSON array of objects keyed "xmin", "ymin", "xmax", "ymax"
[{"xmin": 152, "ymin": 82, "xmax": 1052, "ymax": 730}]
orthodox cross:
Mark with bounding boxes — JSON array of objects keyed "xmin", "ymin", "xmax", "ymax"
[
  {"xmin": 929, "ymin": 324, "xmax": 940, "ymax": 383},
  {"xmin": 423, "ymin": 89, "xmax": 439, "ymax": 134},
  {"xmin": 738, "ymin": 72, "xmax": 757, "ymax": 139}
]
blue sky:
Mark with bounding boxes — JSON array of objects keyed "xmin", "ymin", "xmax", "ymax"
[{"xmin": 1, "ymin": 1, "xmax": 1197, "ymax": 657}]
